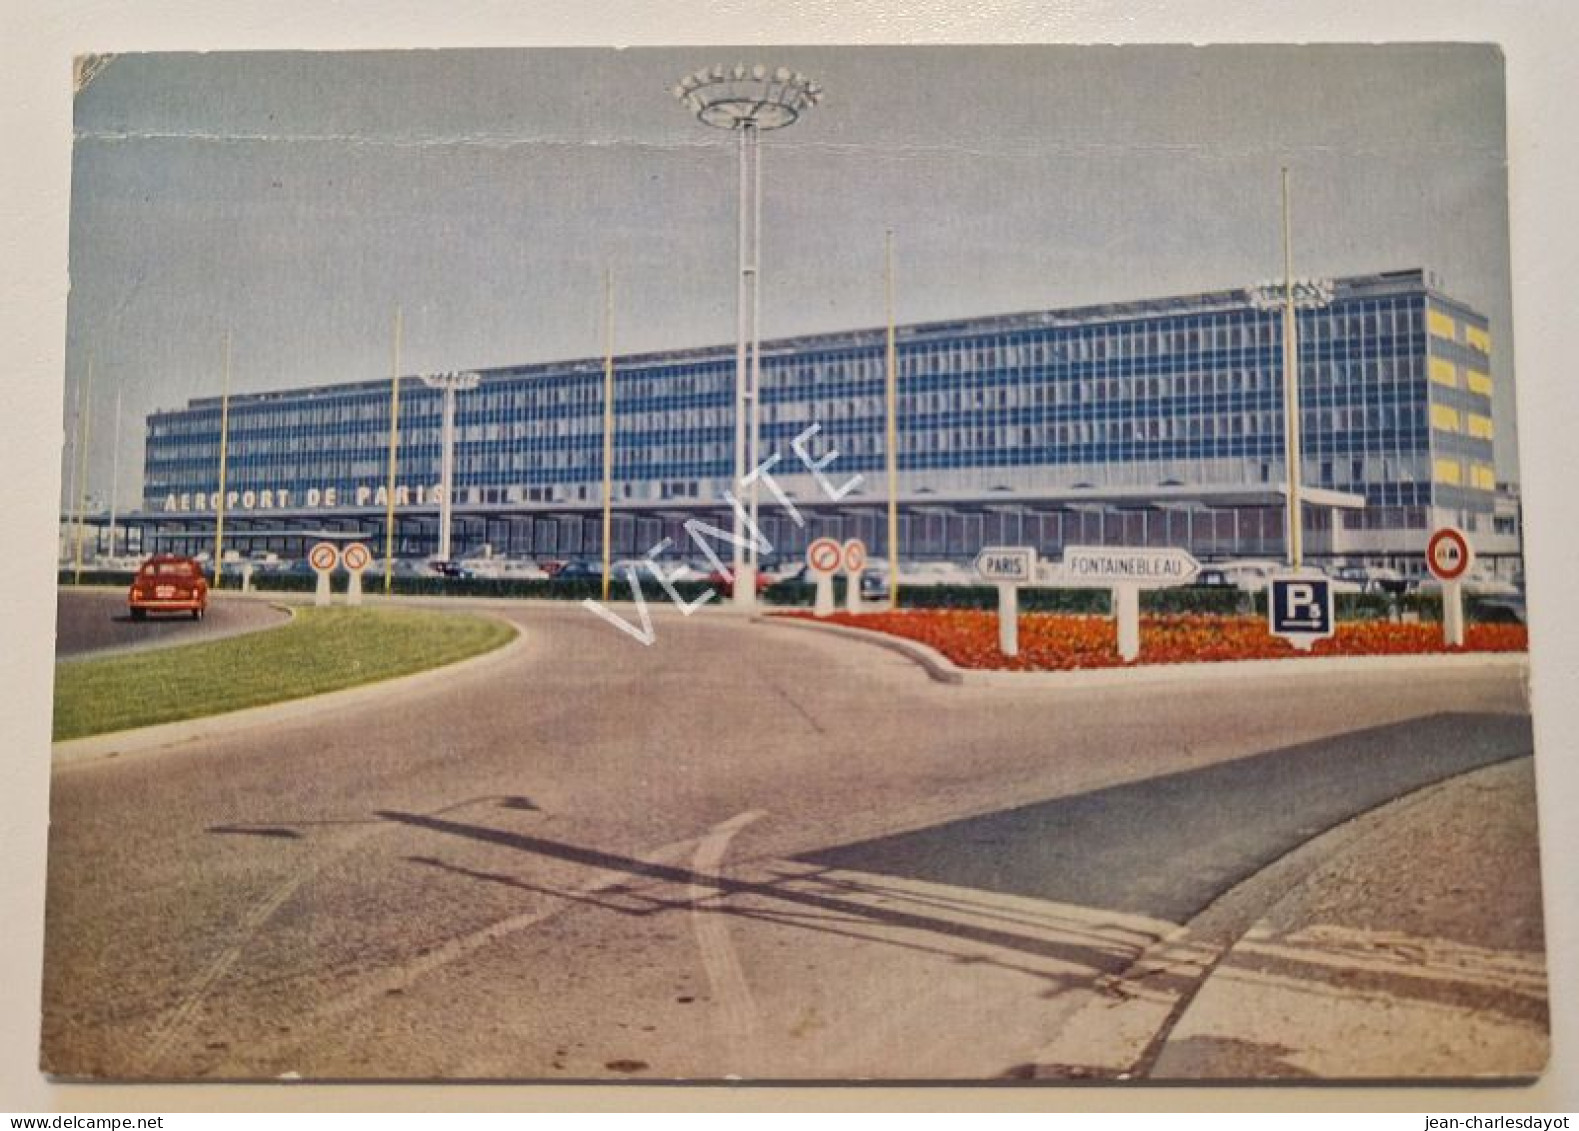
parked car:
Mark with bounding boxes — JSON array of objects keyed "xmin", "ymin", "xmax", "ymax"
[
  {"xmin": 1334, "ymin": 564, "xmax": 1410, "ymax": 596},
  {"xmin": 706, "ymin": 566, "xmax": 775, "ymax": 598},
  {"xmin": 1417, "ymin": 571, "xmax": 1521, "ymax": 599},
  {"xmin": 553, "ymin": 560, "xmax": 605, "ymax": 583},
  {"xmin": 1213, "ymin": 559, "xmax": 1284, "ymax": 593},
  {"xmin": 896, "ymin": 560, "xmax": 974, "ymax": 588},
  {"xmin": 425, "ymin": 559, "xmax": 472, "ymax": 579},
  {"xmin": 860, "ymin": 565, "xmax": 891, "ymax": 601},
  {"xmin": 1191, "ymin": 566, "xmax": 1236, "ymax": 589},
  {"xmin": 496, "ymin": 560, "xmax": 551, "ymax": 581},
  {"xmin": 127, "ymin": 554, "xmax": 210, "ymax": 620}
]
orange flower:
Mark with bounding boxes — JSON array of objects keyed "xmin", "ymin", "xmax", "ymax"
[{"xmin": 776, "ymin": 611, "xmax": 1527, "ymax": 671}]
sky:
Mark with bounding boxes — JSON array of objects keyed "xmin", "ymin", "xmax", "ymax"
[{"xmin": 61, "ymin": 43, "xmax": 1516, "ymax": 508}]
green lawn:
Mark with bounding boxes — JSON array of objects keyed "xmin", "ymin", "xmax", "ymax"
[{"xmin": 53, "ymin": 605, "xmax": 517, "ymax": 741}]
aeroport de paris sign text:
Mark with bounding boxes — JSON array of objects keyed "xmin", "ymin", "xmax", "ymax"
[{"xmin": 160, "ymin": 483, "xmax": 446, "ymax": 513}]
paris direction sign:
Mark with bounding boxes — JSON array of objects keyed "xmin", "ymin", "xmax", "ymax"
[
  {"xmin": 974, "ymin": 546, "xmax": 1037, "ymax": 584},
  {"xmin": 974, "ymin": 546, "xmax": 1037, "ymax": 658}
]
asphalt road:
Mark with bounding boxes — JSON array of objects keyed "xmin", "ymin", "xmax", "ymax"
[
  {"xmin": 41, "ymin": 602, "xmax": 1536, "ymax": 1081},
  {"xmin": 54, "ymin": 590, "xmax": 291, "ymax": 659}
]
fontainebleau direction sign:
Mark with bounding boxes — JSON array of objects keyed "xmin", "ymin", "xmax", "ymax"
[
  {"xmin": 1060, "ymin": 546, "xmax": 1200, "ymax": 588},
  {"xmin": 1060, "ymin": 545, "xmax": 1200, "ymax": 662}
]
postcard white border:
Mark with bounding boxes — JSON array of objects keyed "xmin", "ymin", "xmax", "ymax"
[{"xmin": 2, "ymin": 0, "xmax": 1575, "ymax": 1113}]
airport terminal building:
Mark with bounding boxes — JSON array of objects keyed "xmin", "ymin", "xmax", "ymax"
[{"xmin": 117, "ymin": 267, "xmax": 1518, "ymax": 574}]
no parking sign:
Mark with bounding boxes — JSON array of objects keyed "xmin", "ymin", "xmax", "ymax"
[
  {"xmin": 308, "ymin": 542, "xmax": 340, "ymax": 573},
  {"xmin": 805, "ymin": 537, "xmax": 843, "ymax": 617},
  {"xmin": 342, "ymin": 542, "xmax": 372, "ymax": 573},
  {"xmin": 308, "ymin": 541, "xmax": 339, "ymax": 607},
  {"xmin": 806, "ymin": 537, "xmax": 842, "ymax": 576},
  {"xmin": 342, "ymin": 542, "xmax": 372, "ymax": 606}
]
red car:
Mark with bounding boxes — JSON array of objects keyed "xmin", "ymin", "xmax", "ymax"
[
  {"xmin": 706, "ymin": 567, "xmax": 775, "ymax": 599},
  {"xmin": 128, "ymin": 555, "xmax": 210, "ymax": 620}
]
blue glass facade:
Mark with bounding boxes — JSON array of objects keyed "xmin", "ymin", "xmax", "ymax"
[{"xmin": 138, "ymin": 268, "xmax": 1501, "ymax": 563}]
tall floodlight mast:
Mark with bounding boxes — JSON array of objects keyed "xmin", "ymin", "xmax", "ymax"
[
  {"xmin": 674, "ymin": 64, "xmax": 822, "ymax": 606},
  {"xmin": 420, "ymin": 370, "xmax": 480, "ymax": 563},
  {"xmin": 1246, "ymin": 266, "xmax": 1333, "ymax": 568}
]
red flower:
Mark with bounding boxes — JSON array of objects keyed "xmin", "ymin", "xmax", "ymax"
[{"xmin": 776, "ymin": 610, "xmax": 1526, "ymax": 671}]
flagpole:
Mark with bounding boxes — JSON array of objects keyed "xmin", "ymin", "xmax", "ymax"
[
  {"xmin": 384, "ymin": 307, "xmax": 403, "ymax": 594},
  {"xmin": 885, "ymin": 229, "xmax": 900, "ymax": 610},
  {"xmin": 1280, "ymin": 167, "xmax": 1303, "ymax": 569},
  {"xmin": 63, "ymin": 374, "xmax": 80, "ymax": 566},
  {"xmin": 600, "ymin": 269, "xmax": 616, "ymax": 604},
  {"xmin": 109, "ymin": 386, "xmax": 122, "ymax": 558},
  {"xmin": 213, "ymin": 331, "xmax": 232, "ymax": 588},
  {"xmin": 71, "ymin": 356, "xmax": 94, "ymax": 585}
]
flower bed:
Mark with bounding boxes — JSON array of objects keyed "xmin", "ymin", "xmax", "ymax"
[{"xmin": 778, "ymin": 609, "xmax": 1527, "ymax": 672}]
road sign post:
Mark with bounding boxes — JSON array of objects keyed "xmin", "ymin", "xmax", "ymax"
[
  {"xmin": 974, "ymin": 546, "xmax": 1037, "ymax": 658},
  {"xmin": 1114, "ymin": 583, "xmax": 1140, "ymax": 661},
  {"xmin": 308, "ymin": 541, "xmax": 340, "ymax": 607},
  {"xmin": 806, "ymin": 537, "xmax": 842, "ymax": 618},
  {"xmin": 843, "ymin": 539, "xmax": 868, "ymax": 614},
  {"xmin": 1058, "ymin": 546, "xmax": 1200, "ymax": 662},
  {"xmin": 1427, "ymin": 527, "xmax": 1474, "ymax": 647},
  {"xmin": 997, "ymin": 583, "xmax": 1019, "ymax": 656},
  {"xmin": 342, "ymin": 542, "xmax": 372, "ymax": 607},
  {"xmin": 1269, "ymin": 572, "xmax": 1335, "ymax": 651}
]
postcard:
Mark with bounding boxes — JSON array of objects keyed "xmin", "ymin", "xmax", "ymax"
[{"xmin": 43, "ymin": 44, "xmax": 1546, "ymax": 1082}]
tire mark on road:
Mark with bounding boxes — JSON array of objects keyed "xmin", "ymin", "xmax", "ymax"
[{"xmin": 136, "ymin": 821, "xmax": 393, "ymax": 1075}]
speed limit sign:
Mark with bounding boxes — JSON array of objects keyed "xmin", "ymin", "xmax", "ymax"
[
  {"xmin": 1426, "ymin": 526, "xmax": 1474, "ymax": 649},
  {"xmin": 1426, "ymin": 527, "xmax": 1474, "ymax": 582}
]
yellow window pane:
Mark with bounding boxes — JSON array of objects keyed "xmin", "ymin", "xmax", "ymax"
[
  {"xmin": 1434, "ymin": 458, "xmax": 1463, "ymax": 485},
  {"xmin": 1467, "ymin": 370, "xmax": 1494, "ymax": 396},
  {"xmin": 1472, "ymin": 464, "xmax": 1497, "ymax": 490},
  {"xmin": 1429, "ymin": 357, "xmax": 1459, "ymax": 387},
  {"xmin": 1428, "ymin": 309, "xmax": 1459, "ymax": 341},
  {"xmin": 1466, "ymin": 325, "xmax": 1491, "ymax": 353},
  {"xmin": 1431, "ymin": 403, "xmax": 1462, "ymax": 432},
  {"xmin": 1468, "ymin": 413, "xmax": 1495, "ymax": 439}
]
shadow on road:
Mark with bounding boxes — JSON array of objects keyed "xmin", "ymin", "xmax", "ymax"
[
  {"xmin": 798, "ymin": 712, "xmax": 1533, "ymax": 921},
  {"xmin": 376, "ymin": 807, "xmax": 1138, "ymax": 980},
  {"xmin": 197, "ymin": 717, "xmax": 1536, "ymax": 1037}
]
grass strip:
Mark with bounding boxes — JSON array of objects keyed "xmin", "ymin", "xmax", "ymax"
[{"xmin": 53, "ymin": 606, "xmax": 516, "ymax": 741}]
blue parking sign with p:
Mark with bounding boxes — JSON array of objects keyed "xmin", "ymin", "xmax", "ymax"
[{"xmin": 1269, "ymin": 575, "xmax": 1334, "ymax": 649}]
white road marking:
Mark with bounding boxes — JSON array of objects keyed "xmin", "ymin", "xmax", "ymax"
[
  {"xmin": 688, "ymin": 810, "xmax": 767, "ymax": 1059},
  {"xmin": 201, "ymin": 811, "xmax": 767, "ymax": 1068}
]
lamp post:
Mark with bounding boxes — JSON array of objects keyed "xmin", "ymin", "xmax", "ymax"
[
  {"xmin": 420, "ymin": 370, "xmax": 480, "ymax": 563},
  {"xmin": 1246, "ymin": 269, "xmax": 1333, "ymax": 568},
  {"xmin": 674, "ymin": 63, "xmax": 822, "ymax": 606}
]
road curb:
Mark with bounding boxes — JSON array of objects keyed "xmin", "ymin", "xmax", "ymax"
[
  {"xmin": 52, "ymin": 609, "xmax": 526, "ymax": 769},
  {"xmin": 755, "ymin": 612, "xmax": 966, "ymax": 684},
  {"xmin": 1021, "ymin": 755, "xmax": 1537, "ymax": 1081},
  {"xmin": 55, "ymin": 595, "xmax": 300, "ymax": 664},
  {"xmin": 760, "ymin": 613, "xmax": 1529, "ymax": 690}
]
